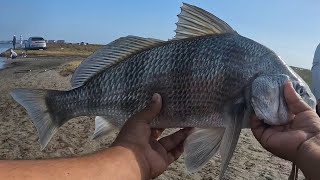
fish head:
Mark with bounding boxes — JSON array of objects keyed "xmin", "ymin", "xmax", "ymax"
[
  {"xmin": 287, "ymin": 65, "xmax": 317, "ymax": 109},
  {"xmin": 250, "ymin": 74, "xmax": 316, "ymax": 126},
  {"xmin": 291, "ymin": 80, "xmax": 317, "ymax": 109}
]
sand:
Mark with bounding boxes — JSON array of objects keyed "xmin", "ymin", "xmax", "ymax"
[{"xmin": 0, "ymin": 57, "xmax": 305, "ymax": 180}]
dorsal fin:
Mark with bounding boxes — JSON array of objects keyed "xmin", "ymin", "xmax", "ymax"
[
  {"xmin": 71, "ymin": 36, "xmax": 164, "ymax": 87},
  {"xmin": 174, "ymin": 3, "xmax": 236, "ymax": 40}
]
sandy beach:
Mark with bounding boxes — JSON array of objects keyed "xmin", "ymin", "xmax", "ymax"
[{"xmin": 0, "ymin": 57, "xmax": 305, "ymax": 180}]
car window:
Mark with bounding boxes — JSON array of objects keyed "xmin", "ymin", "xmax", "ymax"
[{"xmin": 31, "ymin": 37, "xmax": 44, "ymax": 41}]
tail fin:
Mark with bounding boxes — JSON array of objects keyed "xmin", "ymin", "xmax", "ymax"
[{"xmin": 10, "ymin": 88, "xmax": 60, "ymax": 150}]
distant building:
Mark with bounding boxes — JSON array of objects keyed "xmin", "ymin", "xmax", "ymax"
[
  {"xmin": 48, "ymin": 40, "xmax": 55, "ymax": 44},
  {"xmin": 56, "ymin": 40, "xmax": 65, "ymax": 44}
]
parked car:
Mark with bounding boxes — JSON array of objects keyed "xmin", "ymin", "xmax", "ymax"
[{"xmin": 25, "ymin": 37, "xmax": 47, "ymax": 50}]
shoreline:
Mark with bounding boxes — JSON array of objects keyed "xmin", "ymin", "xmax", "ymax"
[
  {"xmin": 0, "ymin": 56, "xmax": 83, "ymax": 71},
  {"xmin": 0, "ymin": 43, "xmax": 103, "ymax": 58}
]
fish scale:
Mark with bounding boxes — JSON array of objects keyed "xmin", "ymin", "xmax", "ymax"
[
  {"xmin": 44, "ymin": 34, "xmax": 287, "ymax": 127},
  {"xmin": 10, "ymin": 3, "xmax": 316, "ymax": 180}
]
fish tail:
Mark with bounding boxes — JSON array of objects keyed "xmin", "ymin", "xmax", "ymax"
[{"xmin": 10, "ymin": 88, "xmax": 62, "ymax": 150}]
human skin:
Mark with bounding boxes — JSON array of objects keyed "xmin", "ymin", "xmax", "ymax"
[
  {"xmin": 2, "ymin": 83, "xmax": 320, "ymax": 180},
  {"xmin": 251, "ymin": 82, "xmax": 320, "ymax": 180},
  {"xmin": 0, "ymin": 94, "xmax": 190, "ymax": 180}
]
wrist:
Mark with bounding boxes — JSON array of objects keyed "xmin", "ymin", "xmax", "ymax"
[
  {"xmin": 296, "ymin": 134, "xmax": 320, "ymax": 161},
  {"xmin": 90, "ymin": 146, "xmax": 146, "ymax": 180},
  {"xmin": 296, "ymin": 135, "xmax": 320, "ymax": 179},
  {"xmin": 110, "ymin": 144, "xmax": 151, "ymax": 180}
]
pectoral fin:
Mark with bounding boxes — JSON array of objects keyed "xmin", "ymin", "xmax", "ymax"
[
  {"xmin": 219, "ymin": 104, "xmax": 244, "ymax": 180},
  {"xmin": 184, "ymin": 127, "xmax": 225, "ymax": 172},
  {"xmin": 183, "ymin": 102, "xmax": 246, "ymax": 178}
]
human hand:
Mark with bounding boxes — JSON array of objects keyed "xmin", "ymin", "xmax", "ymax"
[
  {"xmin": 251, "ymin": 81, "xmax": 320, "ymax": 163},
  {"xmin": 316, "ymin": 103, "xmax": 320, "ymax": 116},
  {"xmin": 112, "ymin": 93, "xmax": 190, "ymax": 179}
]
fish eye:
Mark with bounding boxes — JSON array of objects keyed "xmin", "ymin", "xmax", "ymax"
[{"xmin": 296, "ymin": 85, "xmax": 306, "ymax": 96}]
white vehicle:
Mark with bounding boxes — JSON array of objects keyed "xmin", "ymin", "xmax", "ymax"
[{"xmin": 25, "ymin": 37, "xmax": 47, "ymax": 50}]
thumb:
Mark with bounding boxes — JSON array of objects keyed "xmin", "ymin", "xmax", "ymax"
[
  {"xmin": 132, "ymin": 93, "xmax": 162, "ymax": 124},
  {"xmin": 284, "ymin": 81, "xmax": 311, "ymax": 114}
]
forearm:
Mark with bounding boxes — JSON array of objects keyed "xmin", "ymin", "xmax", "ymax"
[
  {"xmin": 296, "ymin": 135, "xmax": 320, "ymax": 180},
  {"xmin": 0, "ymin": 146, "xmax": 143, "ymax": 180}
]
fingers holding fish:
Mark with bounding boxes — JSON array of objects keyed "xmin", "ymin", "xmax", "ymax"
[
  {"xmin": 153, "ymin": 129, "xmax": 189, "ymax": 165},
  {"xmin": 284, "ymin": 81, "xmax": 313, "ymax": 115},
  {"xmin": 158, "ymin": 128, "xmax": 191, "ymax": 152},
  {"xmin": 250, "ymin": 80, "xmax": 320, "ymax": 167},
  {"xmin": 151, "ymin": 128, "xmax": 165, "ymax": 139},
  {"xmin": 250, "ymin": 115, "xmax": 268, "ymax": 140},
  {"xmin": 166, "ymin": 143, "xmax": 184, "ymax": 165},
  {"xmin": 132, "ymin": 93, "xmax": 162, "ymax": 124},
  {"xmin": 120, "ymin": 93, "xmax": 162, "ymax": 133}
]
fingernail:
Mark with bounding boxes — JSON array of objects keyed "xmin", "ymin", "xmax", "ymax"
[
  {"xmin": 152, "ymin": 93, "xmax": 160, "ymax": 102},
  {"xmin": 285, "ymin": 80, "xmax": 292, "ymax": 87}
]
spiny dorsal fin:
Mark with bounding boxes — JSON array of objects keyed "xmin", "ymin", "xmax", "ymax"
[
  {"xmin": 174, "ymin": 3, "xmax": 236, "ymax": 40},
  {"xmin": 71, "ymin": 36, "xmax": 164, "ymax": 87}
]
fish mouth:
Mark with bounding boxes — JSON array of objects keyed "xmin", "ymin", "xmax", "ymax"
[
  {"xmin": 305, "ymin": 95, "xmax": 317, "ymax": 110},
  {"xmin": 291, "ymin": 80, "xmax": 317, "ymax": 110}
]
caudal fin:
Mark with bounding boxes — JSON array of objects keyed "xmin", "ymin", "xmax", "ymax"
[{"xmin": 10, "ymin": 88, "xmax": 61, "ymax": 150}]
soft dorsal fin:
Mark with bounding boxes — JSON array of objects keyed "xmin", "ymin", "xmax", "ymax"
[
  {"xmin": 174, "ymin": 3, "xmax": 236, "ymax": 40},
  {"xmin": 71, "ymin": 36, "xmax": 164, "ymax": 87}
]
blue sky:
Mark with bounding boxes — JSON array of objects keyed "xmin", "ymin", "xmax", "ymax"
[{"xmin": 1, "ymin": 0, "xmax": 320, "ymax": 69}]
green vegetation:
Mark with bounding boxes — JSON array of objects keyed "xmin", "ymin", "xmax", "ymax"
[
  {"xmin": 59, "ymin": 61, "xmax": 82, "ymax": 77},
  {"xmin": 290, "ymin": 66, "xmax": 312, "ymax": 87},
  {"xmin": 0, "ymin": 43, "xmax": 103, "ymax": 57}
]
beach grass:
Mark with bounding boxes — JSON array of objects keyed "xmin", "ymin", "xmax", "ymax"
[
  {"xmin": 290, "ymin": 66, "xmax": 312, "ymax": 87},
  {"xmin": 59, "ymin": 60, "xmax": 82, "ymax": 77},
  {"xmin": 0, "ymin": 43, "xmax": 103, "ymax": 58}
]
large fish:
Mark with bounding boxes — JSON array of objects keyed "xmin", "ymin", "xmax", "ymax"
[{"xmin": 10, "ymin": 3, "xmax": 316, "ymax": 179}]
